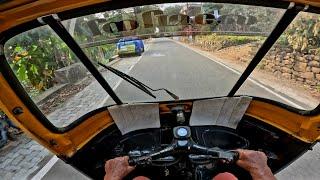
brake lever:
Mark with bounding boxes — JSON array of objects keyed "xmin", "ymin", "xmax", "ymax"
[
  {"xmin": 129, "ymin": 148, "xmax": 239, "ymax": 166},
  {"xmin": 128, "ymin": 155, "xmax": 152, "ymax": 166},
  {"xmin": 191, "ymin": 144, "xmax": 239, "ymax": 163},
  {"xmin": 218, "ymin": 150, "xmax": 239, "ymax": 163},
  {"xmin": 128, "ymin": 145, "xmax": 176, "ymax": 166}
]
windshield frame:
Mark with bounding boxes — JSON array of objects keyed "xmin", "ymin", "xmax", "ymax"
[{"xmin": 1, "ymin": 0, "xmax": 320, "ymax": 133}]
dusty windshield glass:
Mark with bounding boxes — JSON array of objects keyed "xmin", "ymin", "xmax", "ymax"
[
  {"xmin": 5, "ymin": 3, "xmax": 292, "ymax": 128},
  {"xmin": 63, "ymin": 3, "xmax": 283, "ymax": 104}
]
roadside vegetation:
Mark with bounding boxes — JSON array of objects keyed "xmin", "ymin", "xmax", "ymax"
[
  {"xmin": 192, "ymin": 35, "xmax": 265, "ymax": 51},
  {"xmin": 3, "ymin": 5, "xmax": 165, "ymax": 97},
  {"xmin": 4, "ymin": 26, "xmax": 116, "ymax": 97}
]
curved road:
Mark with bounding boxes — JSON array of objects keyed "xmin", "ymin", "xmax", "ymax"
[{"xmin": 106, "ymin": 38, "xmax": 308, "ymax": 109}]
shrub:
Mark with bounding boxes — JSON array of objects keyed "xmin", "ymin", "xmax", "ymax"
[{"xmin": 194, "ymin": 34, "xmax": 264, "ymax": 50}]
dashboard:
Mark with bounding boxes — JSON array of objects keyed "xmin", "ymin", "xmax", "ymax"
[{"xmin": 65, "ymin": 111, "xmax": 311, "ymax": 180}]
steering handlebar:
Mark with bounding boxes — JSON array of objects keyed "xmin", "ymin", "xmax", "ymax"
[{"xmin": 128, "ymin": 126, "xmax": 239, "ymax": 166}]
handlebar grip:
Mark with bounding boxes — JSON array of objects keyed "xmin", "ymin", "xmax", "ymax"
[
  {"xmin": 128, "ymin": 156, "xmax": 152, "ymax": 166},
  {"xmin": 228, "ymin": 150, "xmax": 239, "ymax": 163},
  {"xmin": 128, "ymin": 158, "xmax": 136, "ymax": 166}
]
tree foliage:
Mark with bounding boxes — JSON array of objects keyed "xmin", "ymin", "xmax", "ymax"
[
  {"xmin": 203, "ymin": 3, "xmax": 283, "ymax": 32},
  {"xmin": 164, "ymin": 5, "xmax": 183, "ymax": 15},
  {"xmin": 5, "ymin": 27, "xmax": 74, "ymax": 92}
]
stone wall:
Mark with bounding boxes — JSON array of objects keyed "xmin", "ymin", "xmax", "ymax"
[
  {"xmin": 257, "ymin": 45, "xmax": 320, "ymax": 87},
  {"xmin": 181, "ymin": 36, "xmax": 320, "ymax": 89}
]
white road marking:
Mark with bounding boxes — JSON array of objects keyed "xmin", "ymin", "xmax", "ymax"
[
  {"xmin": 31, "ymin": 156, "xmax": 59, "ymax": 180},
  {"xmin": 173, "ymin": 40, "xmax": 305, "ymax": 109}
]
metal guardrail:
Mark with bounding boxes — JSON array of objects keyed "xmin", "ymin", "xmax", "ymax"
[{"xmin": 79, "ymin": 31, "xmax": 269, "ymax": 48}]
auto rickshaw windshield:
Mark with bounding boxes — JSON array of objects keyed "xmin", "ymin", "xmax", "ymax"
[{"xmin": 3, "ymin": 2, "xmax": 320, "ymax": 128}]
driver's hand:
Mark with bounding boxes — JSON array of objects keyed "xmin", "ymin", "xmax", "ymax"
[
  {"xmin": 104, "ymin": 156, "xmax": 135, "ymax": 180},
  {"xmin": 236, "ymin": 149, "xmax": 276, "ymax": 180}
]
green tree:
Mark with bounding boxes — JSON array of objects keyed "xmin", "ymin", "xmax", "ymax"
[
  {"xmin": 5, "ymin": 27, "xmax": 73, "ymax": 92},
  {"xmin": 164, "ymin": 5, "xmax": 183, "ymax": 15},
  {"xmin": 202, "ymin": 3, "xmax": 223, "ymax": 14}
]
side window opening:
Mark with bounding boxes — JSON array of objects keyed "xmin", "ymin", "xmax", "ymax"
[{"xmin": 236, "ymin": 11, "xmax": 320, "ymax": 110}]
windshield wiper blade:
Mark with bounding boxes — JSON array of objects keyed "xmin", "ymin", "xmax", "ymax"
[
  {"xmin": 98, "ymin": 62, "xmax": 179, "ymax": 100},
  {"xmin": 98, "ymin": 62, "xmax": 156, "ymax": 98}
]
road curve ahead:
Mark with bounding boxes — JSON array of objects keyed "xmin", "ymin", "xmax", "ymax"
[{"xmin": 109, "ymin": 38, "xmax": 305, "ymax": 108}]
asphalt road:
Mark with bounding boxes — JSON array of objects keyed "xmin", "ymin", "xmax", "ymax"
[
  {"xmin": 39, "ymin": 38, "xmax": 318, "ymax": 179},
  {"xmin": 104, "ymin": 38, "xmax": 308, "ymax": 108}
]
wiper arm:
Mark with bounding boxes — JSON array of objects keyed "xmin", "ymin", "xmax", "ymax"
[
  {"xmin": 98, "ymin": 62, "xmax": 156, "ymax": 98},
  {"xmin": 98, "ymin": 62, "xmax": 179, "ymax": 100}
]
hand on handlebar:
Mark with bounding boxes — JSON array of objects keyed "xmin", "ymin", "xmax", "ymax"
[
  {"xmin": 236, "ymin": 149, "xmax": 276, "ymax": 180},
  {"xmin": 104, "ymin": 156, "xmax": 135, "ymax": 180},
  {"xmin": 105, "ymin": 149, "xmax": 275, "ymax": 180}
]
